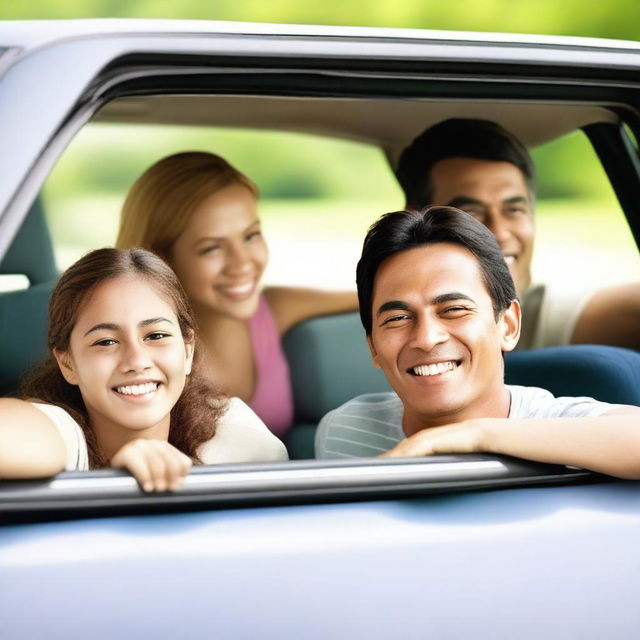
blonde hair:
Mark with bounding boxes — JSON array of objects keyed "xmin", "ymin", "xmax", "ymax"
[{"xmin": 116, "ymin": 152, "xmax": 259, "ymax": 256}]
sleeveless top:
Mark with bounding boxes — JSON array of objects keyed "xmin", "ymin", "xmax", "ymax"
[{"xmin": 247, "ymin": 295, "xmax": 295, "ymax": 437}]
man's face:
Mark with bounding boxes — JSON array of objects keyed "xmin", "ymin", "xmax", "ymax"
[
  {"xmin": 367, "ymin": 243, "xmax": 520, "ymax": 436},
  {"xmin": 429, "ymin": 158, "xmax": 534, "ymax": 295}
]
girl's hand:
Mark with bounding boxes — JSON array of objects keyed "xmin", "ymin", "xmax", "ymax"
[
  {"xmin": 110, "ymin": 439, "xmax": 192, "ymax": 492},
  {"xmin": 380, "ymin": 420, "xmax": 486, "ymax": 458}
]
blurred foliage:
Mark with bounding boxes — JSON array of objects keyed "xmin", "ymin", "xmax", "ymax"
[
  {"xmin": 45, "ymin": 123, "xmax": 613, "ymax": 204},
  {"xmin": 44, "ymin": 124, "xmax": 403, "ymax": 203},
  {"xmin": 1, "ymin": 0, "xmax": 640, "ymax": 40}
]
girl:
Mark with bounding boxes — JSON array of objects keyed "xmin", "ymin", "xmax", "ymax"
[
  {"xmin": 117, "ymin": 152, "xmax": 357, "ymax": 438},
  {"xmin": 0, "ymin": 247, "xmax": 287, "ymax": 491}
]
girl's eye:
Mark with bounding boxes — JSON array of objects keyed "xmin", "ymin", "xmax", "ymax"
[{"xmin": 92, "ymin": 338, "xmax": 117, "ymax": 347}]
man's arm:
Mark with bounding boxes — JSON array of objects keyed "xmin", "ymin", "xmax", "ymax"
[
  {"xmin": 382, "ymin": 406, "xmax": 640, "ymax": 480},
  {"xmin": 571, "ymin": 283, "xmax": 640, "ymax": 350}
]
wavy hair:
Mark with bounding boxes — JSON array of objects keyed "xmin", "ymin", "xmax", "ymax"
[{"xmin": 20, "ymin": 247, "xmax": 227, "ymax": 468}]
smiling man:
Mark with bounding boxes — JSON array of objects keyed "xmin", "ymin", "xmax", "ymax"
[
  {"xmin": 394, "ymin": 118, "xmax": 640, "ymax": 350},
  {"xmin": 315, "ymin": 207, "xmax": 640, "ymax": 477}
]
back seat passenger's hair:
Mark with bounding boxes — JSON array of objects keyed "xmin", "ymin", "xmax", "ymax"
[
  {"xmin": 283, "ymin": 312, "xmax": 640, "ymax": 459},
  {"xmin": 0, "ymin": 199, "xmax": 58, "ymax": 395}
]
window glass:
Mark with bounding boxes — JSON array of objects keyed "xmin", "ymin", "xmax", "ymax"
[
  {"xmin": 531, "ymin": 130, "xmax": 640, "ymax": 290},
  {"xmin": 43, "ymin": 122, "xmax": 639, "ymax": 292}
]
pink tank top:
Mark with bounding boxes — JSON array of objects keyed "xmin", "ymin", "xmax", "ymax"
[{"xmin": 247, "ymin": 295, "xmax": 294, "ymax": 437}]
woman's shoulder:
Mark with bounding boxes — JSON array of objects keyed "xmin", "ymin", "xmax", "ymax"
[{"xmin": 198, "ymin": 397, "xmax": 289, "ymax": 464}]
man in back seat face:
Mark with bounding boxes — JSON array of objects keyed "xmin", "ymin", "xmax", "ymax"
[
  {"xmin": 315, "ymin": 206, "xmax": 640, "ymax": 479},
  {"xmin": 394, "ymin": 118, "xmax": 640, "ymax": 351}
]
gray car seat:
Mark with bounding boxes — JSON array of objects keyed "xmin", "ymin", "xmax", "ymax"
[{"xmin": 0, "ymin": 199, "xmax": 58, "ymax": 395}]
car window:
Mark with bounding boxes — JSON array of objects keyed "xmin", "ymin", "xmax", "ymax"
[
  {"xmin": 531, "ymin": 130, "xmax": 640, "ymax": 290},
  {"xmin": 42, "ymin": 120, "xmax": 639, "ymax": 294}
]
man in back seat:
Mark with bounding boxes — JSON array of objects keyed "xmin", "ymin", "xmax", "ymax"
[
  {"xmin": 394, "ymin": 118, "xmax": 640, "ymax": 351},
  {"xmin": 315, "ymin": 206, "xmax": 640, "ymax": 479}
]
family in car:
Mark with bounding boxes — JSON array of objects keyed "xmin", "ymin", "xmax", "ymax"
[{"xmin": 1, "ymin": 120, "xmax": 640, "ymax": 486}]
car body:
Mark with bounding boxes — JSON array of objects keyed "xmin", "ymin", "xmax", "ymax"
[{"xmin": 1, "ymin": 19, "xmax": 640, "ymax": 639}]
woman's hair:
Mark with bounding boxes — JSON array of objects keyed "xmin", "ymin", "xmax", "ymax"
[
  {"xmin": 20, "ymin": 247, "xmax": 228, "ymax": 468},
  {"xmin": 116, "ymin": 151, "xmax": 259, "ymax": 256}
]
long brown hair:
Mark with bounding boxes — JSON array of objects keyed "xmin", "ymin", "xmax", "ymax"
[
  {"xmin": 116, "ymin": 151, "xmax": 259, "ymax": 257},
  {"xmin": 21, "ymin": 247, "xmax": 228, "ymax": 468}
]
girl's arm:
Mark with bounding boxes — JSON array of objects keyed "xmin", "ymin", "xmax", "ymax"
[
  {"xmin": 0, "ymin": 398, "xmax": 67, "ymax": 479},
  {"xmin": 265, "ymin": 286, "xmax": 358, "ymax": 335},
  {"xmin": 382, "ymin": 407, "xmax": 640, "ymax": 480}
]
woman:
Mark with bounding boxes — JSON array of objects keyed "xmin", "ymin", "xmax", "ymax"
[
  {"xmin": 0, "ymin": 248, "xmax": 287, "ymax": 491},
  {"xmin": 117, "ymin": 152, "xmax": 357, "ymax": 437}
]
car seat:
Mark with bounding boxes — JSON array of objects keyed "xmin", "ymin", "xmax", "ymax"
[
  {"xmin": 283, "ymin": 311, "xmax": 640, "ymax": 459},
  {"xmin": 0, "ymin": 199, "xmax": 58, "ymax": 395}
]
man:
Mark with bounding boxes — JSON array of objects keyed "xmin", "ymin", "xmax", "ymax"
[
  {"xmin": 394, "ymin": 118, "xmax": 640, "ymax": 350},
  {"xmin": 315, "ymin": 207, "xmax": 640, "ymax": 478}
]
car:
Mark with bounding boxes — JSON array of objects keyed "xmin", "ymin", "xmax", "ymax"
[{"xmin": 1, "ymin": 19, "xmax": 640, "ymax": 639}]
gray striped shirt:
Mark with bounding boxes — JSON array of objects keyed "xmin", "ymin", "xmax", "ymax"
[{"xmin": 315, "ymin": 385, "xmax": 616, "ymax": 459}]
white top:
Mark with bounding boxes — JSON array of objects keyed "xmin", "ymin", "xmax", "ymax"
[
  {"xmin": 31, "ymin": 397, "xmax": 288, "ymax": 471},
  {"xmin": 315, "ymin": 385, "xmax": 618, "ymax": 459},
  {"xmin": 518, "ymin": 281, "xmax": 595, "ymax": 350}
]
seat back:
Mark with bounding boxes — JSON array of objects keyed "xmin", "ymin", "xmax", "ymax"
[
  {"xmin": 504, "ymin": 345, "xmax": 640, "ymax": 405},
  {"xmin": 0, "ymin": 199, "xmax": 58, "ymax": 395},
  {"xmin": 283, "ymin": 312, "xmax": 640, "ymax": 458},
  {"xmin": 283, "ymin": 311, "xmax": 390, "ymax": 458}
]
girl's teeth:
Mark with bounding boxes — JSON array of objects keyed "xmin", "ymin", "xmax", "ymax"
[{"xmin": 116, "ymin": 382, "xmax": 158, "ymax": 395}]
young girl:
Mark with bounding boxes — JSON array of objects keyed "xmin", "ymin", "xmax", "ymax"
[
  {"xmin": 0, "ymin": 247, "xmax": 287, "ymax": 491},
  {"xmin": 116, "ymin": 152, "xmax": 357, "ymax": 438}
]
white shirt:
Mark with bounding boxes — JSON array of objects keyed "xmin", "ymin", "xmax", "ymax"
[
  {"xmin": 32, "ymin": 397, "xmax": 288, "ymax": 470},
  {"xmin": 315, "ymin": 385, "xmax": 617, "ymax": 459}
]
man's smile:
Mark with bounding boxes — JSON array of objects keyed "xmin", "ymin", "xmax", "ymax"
[{"xmin": 408, "ymin": 360, "xmax": 461, "ymax": 376}]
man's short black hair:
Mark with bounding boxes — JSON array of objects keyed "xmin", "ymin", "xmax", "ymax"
[
  {"xmin": 356, "ymin": 206, "xmax": 517, "ymax": 335},
  {"xmin": 396, "ymin": 118, "xmax": 536, "ymax": 209}
]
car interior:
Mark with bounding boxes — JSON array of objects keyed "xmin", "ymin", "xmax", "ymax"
[{"xmin": 2, "ymin": 94, "xmax": 640, "ymax": 462}]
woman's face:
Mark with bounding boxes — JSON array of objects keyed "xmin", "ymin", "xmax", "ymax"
[
  {"xmin": 168, "ymin": 183, "xmax": 268, "ymax": 321},
  {"xmin": 55, "ymin": 275, "xmax": 193, "ymax": 439}
]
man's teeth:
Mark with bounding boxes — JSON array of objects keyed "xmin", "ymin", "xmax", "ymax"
[
  {"xmin": 412, "ymin": 361, "xmax": 456, "ymax": 376},
  {"xmin": 116, "ymin": 382, "xmax": 158, "ymax": 396}
]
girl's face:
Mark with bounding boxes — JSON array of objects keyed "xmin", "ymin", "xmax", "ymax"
[
  {"xmin": 55, "ymin": 275, "xmax": 194, "ymax": 439},
  {"xmin": 168, "ymin": 183, "xmax": 268, "ymax": 321}
]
